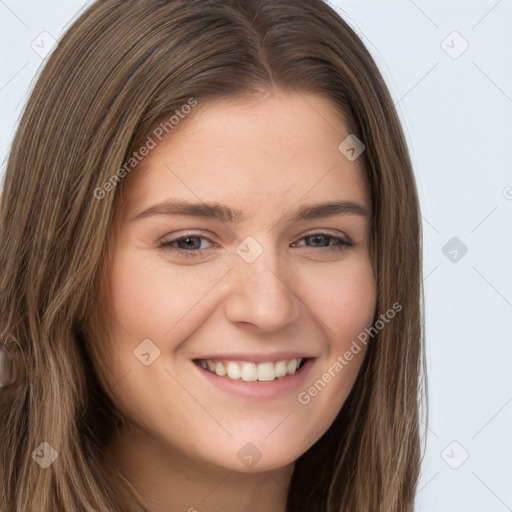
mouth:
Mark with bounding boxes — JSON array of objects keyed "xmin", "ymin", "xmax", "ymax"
[
  {"xmin": 193, "ymin": 354, "xmax": 316, "ymax": 399},
  {"xmin": 194, "ymin": 357, "xmax": 309, "ymax": 383}
]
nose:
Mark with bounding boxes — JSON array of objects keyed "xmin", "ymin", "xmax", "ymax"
[{"xmin": 223, "ymin": 245, "xmax": 302, "ymax": 332}]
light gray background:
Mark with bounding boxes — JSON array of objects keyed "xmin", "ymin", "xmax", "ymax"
[{"xmin": 1, "ymin": 1, "xmax": 511, "ymax": 510}]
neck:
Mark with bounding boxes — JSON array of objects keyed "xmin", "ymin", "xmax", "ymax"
[{"xmin": 102, "ymin": 424, "xmax": 294, "ymax": 512}]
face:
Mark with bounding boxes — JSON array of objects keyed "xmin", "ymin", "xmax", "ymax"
[{"xmin": 102, "ymin": 90, "xmax": 376, "ymax": 473}]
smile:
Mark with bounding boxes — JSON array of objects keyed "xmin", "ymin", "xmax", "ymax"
[{"xmin": 196, "ymin": 357, "xmax": 307, "ymax": 382}]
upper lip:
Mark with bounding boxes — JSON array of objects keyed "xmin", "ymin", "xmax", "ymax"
[{"xmin": 193, "ymin": 352, "xmax": 316, "ymax": 363}]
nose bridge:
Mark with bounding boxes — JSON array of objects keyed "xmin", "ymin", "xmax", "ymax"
[
  {"xmin": 224, "ymin": 234, "xmax": 301, "ymax": 329},
  {"xmin": 242, "ymin": 253, "xmax": 284, "ymax": 296}
]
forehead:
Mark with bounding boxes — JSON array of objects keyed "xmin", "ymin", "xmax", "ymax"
[{"xmin": 117, "ymin": 90, "xmax": 369, "ymax": 220}]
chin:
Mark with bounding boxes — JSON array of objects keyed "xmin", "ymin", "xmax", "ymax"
[{"xmin": 185, "ymin": 428, "xmax": 319, "ymax": 474}]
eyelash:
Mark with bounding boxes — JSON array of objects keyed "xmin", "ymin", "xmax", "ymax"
[{"xmin": 160, "ymin": 233, "xmax": 354, "ymax": 259}]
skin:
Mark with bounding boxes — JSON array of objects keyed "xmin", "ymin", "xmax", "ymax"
[{"xmin": 101, "ymin": 89, "xmax": 376, "ymax": 512}]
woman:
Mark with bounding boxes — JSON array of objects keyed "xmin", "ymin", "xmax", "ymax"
[{"xmin": 0, "ymin": 1, "xmax": 426, "ymax": 510}]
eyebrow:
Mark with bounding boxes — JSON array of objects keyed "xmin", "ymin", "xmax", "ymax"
[{"xmin": 131, "ymin": 198, "xmax": 370, "ymax": 223}]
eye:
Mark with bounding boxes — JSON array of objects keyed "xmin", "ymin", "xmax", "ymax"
[
  {"xmin": 160, "ymin": 234, "xmax": 217, "ymax": 259},
  {"xmin": 160, "ymin": 231, "xmax": 353, "ymax": 260},
  {"xmin": 291, "ymin": 232, "xmax": 353, "ymax": 250}
]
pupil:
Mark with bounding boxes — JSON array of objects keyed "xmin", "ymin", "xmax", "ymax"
[
  {"xmin": 181, "ymin": 237, "xmax": 199, "ymax": 250},
  {"xmin": 309, "ymin": 235, "xmax": 327, "ymax": 247}
]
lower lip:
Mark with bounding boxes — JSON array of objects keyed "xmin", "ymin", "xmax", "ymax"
[{"xmin": 194, "ymin": 358, "xmax": 316, "ymax": 399}]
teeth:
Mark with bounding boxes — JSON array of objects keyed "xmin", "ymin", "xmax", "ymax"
[
  {"xmin": 241, "ymin": 362, "xmax": 257, "ymax": 382},
  {"xmin": 226, "ymin": 361, "xmax": 241, "ymax": 380},
  {"xmin": 257, "ymin": 362, "xmax": 275, "ymax": 382},
  {"xmin": 215, "ymin": 361, "xmax": 226, "ymax": 377},
  {"xmin": 198, "ymin": 358, "xmax": 304, "ymax": 382},
  {"xmin": 274, "ymin": 360, "xmax": 287, "ymax": 378},
  {"xmin": 286, "ymin": 359, "xmax": 298, "ymax": 375}
]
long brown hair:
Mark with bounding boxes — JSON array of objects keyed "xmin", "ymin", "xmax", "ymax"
[{"xmin": 0, "ymin": 1, "xmax": 426, "ymax": 510}]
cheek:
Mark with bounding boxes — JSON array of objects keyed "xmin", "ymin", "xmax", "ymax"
[
  {"xmin": 108, "ymin": 248, "xmax": 233, "ymax": 343},
  {"xmin": 294, "ymin": 256, "xmax": 376, "ymax": 341},
  {"xmin": 291, "ymin": 256, "xmax": 375, "ymax": 425}
]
